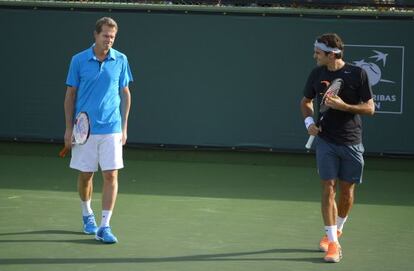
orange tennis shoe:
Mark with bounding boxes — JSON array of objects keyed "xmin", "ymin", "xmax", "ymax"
[
  {"xmin": 319, "ymin": 230, "xmax": 342, "ymax": 252},
  {"xmin": 324, "ymin": 242, "xmax": 342, "ymax": 263}
]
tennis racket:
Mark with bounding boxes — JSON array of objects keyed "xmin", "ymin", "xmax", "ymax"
[
  {"xmin": 59, "ymin": 111, "xmax": 90, "ymax": 158},
  {"xmin": 305, "ymin": 78, "xmax": 344, "ymax": 149}
]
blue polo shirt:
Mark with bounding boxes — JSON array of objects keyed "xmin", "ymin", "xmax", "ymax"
[{"xmin": 66, "ymin": 45, "xmax": 133, "ymax": 134}]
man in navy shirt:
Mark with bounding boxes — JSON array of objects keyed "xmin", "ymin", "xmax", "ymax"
[
  {"xmin": 64, "ymin": 17, "xmax": 133, "ymax": 244},
  {"xmin": 300, "ymin": 33, "xmax": 374, "ymax": 262}
]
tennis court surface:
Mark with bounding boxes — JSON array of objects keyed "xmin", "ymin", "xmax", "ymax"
[{"xmin": 0, "ymin": 142, "xmax": 413, "ymax": 271}]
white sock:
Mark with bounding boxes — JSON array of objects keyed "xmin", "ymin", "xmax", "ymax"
[
  {"xmin": 325, "ymin": 225, "xmax": 338, "ymax": 242},
  {"xmin": 81, "ymin": 200, "xmax": 93, "ymax": 216},
  {"xmin": 337, "ymin": 216, "xmax": 348, "ymax": 232},
  {"xmin": 100, "ymin": 210, "xmax": 112, "ymax": 227}
]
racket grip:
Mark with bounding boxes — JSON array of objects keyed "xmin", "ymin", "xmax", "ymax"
[
  {"xmin": 59, "ymin": 147, "xmax": 69, "ymax": 158},
  {"xmin": 305, "ymin": 135, "xmax": 315, "ymax": 149}
]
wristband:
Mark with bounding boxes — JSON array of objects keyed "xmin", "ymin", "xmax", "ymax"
[{"xmin": 304, "ymin": 116, "xmax": 315, "ymax": 129}]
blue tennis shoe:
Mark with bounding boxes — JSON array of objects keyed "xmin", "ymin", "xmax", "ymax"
[
  {"xmin": 95, "ymin": 227, "xmax": 118, "ymax": 244},
  {"xmin": 82, "ymin": 214, "xmax": 98, "ymax": 235}
]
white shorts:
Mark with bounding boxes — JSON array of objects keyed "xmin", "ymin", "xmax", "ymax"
[{"xmin": 70, "ymin": 133, "xmax": 124, "ymax": 172}]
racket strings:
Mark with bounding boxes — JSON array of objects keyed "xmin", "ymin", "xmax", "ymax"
[
  {"xmin": 59, "ymin": 112, "xmax": 90, "ymax": 157},
  {"xmin": 73, "ymin": 114, "xmax": 89, "ymax": 144},
  {"xmin": 328, "ymin": 84, "xmax": 341, "ymax": 95},
  {"xmin": 321, "ymin": 83, "xmax": 341, "ymax": 104}
]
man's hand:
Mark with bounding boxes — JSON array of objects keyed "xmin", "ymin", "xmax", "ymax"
[
  {"xmin": 325, "ymin": 95, "xmax": 348, "ymax": 111},
  {"xmin": 307, "ymin": 123, "xmax": 320, "ymax": 136},
  {"xmin": 122, "ymin": 129, "xmax": 127, "ymax": 146}
]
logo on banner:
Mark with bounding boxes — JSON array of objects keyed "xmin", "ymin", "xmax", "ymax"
[{"xmin": 345, "ymin": 44, "xmax": 404, "ymax": 114}]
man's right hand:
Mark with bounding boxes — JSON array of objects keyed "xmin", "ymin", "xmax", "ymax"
[{"xmin": 307, "ymin": 123, "xmax": 320, "ymax": 136}]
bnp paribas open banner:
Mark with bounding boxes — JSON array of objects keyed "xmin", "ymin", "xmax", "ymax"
[{"xmin": 346, "ymin": 44, "xmax": 405, "ymax": 114}]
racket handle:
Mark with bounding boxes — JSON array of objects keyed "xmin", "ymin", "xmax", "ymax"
[
  {"xmin": 305, "ymin": 135, "xmax": 315, "ymax": 149},
  {"xmin": 59, "ymin": 147, "xmax": 69, "ymax": 158}
]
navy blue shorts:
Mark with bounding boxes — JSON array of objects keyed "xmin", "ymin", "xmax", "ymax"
[{"xmin": 315, "ymin": 137, "xmax": 365, "ymax": 184}]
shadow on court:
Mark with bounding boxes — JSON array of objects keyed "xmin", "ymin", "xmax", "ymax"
[
  {"xmin": 0, "ymin": 229, "xmax": 324, "ymax": 265},
  {"xmin": 0, "ymin": 230, "xmax": 85, "ymax": 236},
  {"xmin": 0, "ymin": 247, "xmax": 324, "ymax": 265},
  {"xmin": 0, "ymin": 230, "xmax": 99, "ymax": 245}
]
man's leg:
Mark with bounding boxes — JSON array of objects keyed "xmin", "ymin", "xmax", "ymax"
[
  {"xmin": 321, "ymin": 179, "xmax": 342, "ymax": 263},
  {"xmin": 336, "ymin": 142, "xmax": 363, "ymax": 233},
  {"xmin": 337, "ymin": 180, "xmax": 355, "ymax": 232},
  {"xmin": 321, "ymin": 179, "xmax": 337, "ymax": 228},
  {"xmin": 95, "ymin": 133, "xmax": 123, "ymax": 243},
  {"xmin": 95, "ymin": 169, "xmax": 119, "ymax": 244},
  {"xmin": 78, "ymin": 172, "xmax": 98, "ymax": 234},
  {"xmin": 319, "ymin": 178, "xmax": 343, "ymax": 251},
  {"xmin": 101, "ymin": 169, "xmax": 118, "ymax": 219},
  {"xmin": 316, "ymin": 138, "xmax": 339, "ymax": 239},
  {"xmin": 321, "ymin": 179, "xmax": 340, "ymax": 244},
  {"xmin": 78, "ymin": 172, "xmax": 94, "ymax": 201}
]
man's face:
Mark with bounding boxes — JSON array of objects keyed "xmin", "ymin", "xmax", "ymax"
[
  {"xmin": 313, "ymin": 48, "xmax": 331, "ymax": 66},
  {"xmin": 94, "ymin": 25, "xmax": 117, "ymax": 51}
]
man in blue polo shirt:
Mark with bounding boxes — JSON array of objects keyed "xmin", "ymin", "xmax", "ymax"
[{"xmin": 63, "ymin": 17, "xmax": 133, "ymax": 244}]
